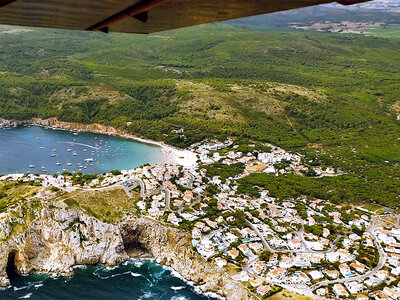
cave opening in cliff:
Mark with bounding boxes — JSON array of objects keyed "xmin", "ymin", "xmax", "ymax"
[
  {"xmin": 123, "ymin": 240, "xmax": 147, "ymax": 256},
  {"xmin": 122, "ymin": 226, "xmax": 148, "ymax": 257},
  {"xmin": 6, "ymin": 250, "xmax": 18, "ymax": 280}
]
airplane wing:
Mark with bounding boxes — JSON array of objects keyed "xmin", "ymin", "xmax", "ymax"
[{"xmin": 0, "ymin": 0, "xmax": 370, "ymax": 34}]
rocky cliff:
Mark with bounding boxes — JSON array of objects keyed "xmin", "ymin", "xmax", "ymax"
[
  {"xmin": 0, "ymin": 200, "xmax": 128, "ymax": 287},
  {"xmin": 121, "ymin": 218, "xmax": 253, "ymax": 300},
  {"xmin": 0, "ymin": 117, "xmax": 120, "ymax": 135},
  {"xmin": 0, "ymin": 197, "xmax": 253, "ymax": 300}
]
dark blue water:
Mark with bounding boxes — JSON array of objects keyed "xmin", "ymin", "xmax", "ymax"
[
  {"xmin": 1, "ymin": 260, "xmax": 215, "ymax": 300},
  {"xmin": 0, "ymin": 126, "xmax": 163, "ymax": 174}
]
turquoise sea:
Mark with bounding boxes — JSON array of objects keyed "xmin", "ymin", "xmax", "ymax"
[
  {"xmin": 0, "ymin": 126, "xmax": 164, "ymax": 174},
  {"xmin": 1, "ymin": 260, "xmax": 214, "ymax": 300},
  {"xmin": 0, "ymin": 126, "xmax": 216, "ymax": 299}
]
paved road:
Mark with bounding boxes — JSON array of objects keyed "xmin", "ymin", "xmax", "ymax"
[
  {"xmin": 246, "ymin": 220, "xmax": 272, "ymax": 251},
  {"xmin": 297, "ymin": 220, "xmax": 311, "ymax": 252},
  {"xmin": 247, "ymin": 219, "xmax": 340, "ymax": 255},
  {"xmin": 204, "ymin": 228, "xmax": 223, "ymax": 240},
  {"xmin": 313, "ymin": 215, "xmax": 389, "ymax": 288},
  {"xmin": 121, "ymin": 177, "xmax": 146, "ymax": 198},
  {"xmin": 188, "ymin": 173, "xmax": 195, "ymax": 189},
  {"xmin": 164, "ymin": 187, "xmax": 171, "ymax": 211}
]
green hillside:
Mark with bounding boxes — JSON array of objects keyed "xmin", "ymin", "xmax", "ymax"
[{"xmin": 0, "ymin": 24, "xmax": 399, "ymax": 207}]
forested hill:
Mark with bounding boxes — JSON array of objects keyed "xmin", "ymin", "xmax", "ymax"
[{"xmin": 0, "ymin": 23, "xmax": 399, "ymax": 207}]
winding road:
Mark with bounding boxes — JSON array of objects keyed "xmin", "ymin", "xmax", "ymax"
[
  {"xmin": 313, "ymin": 215, "xmax": 389, "ymax": 288},
  {"xmin": 121, "ymin": 177, "xmax": 146, "ymax": 198},
  {"xmin": 246, "ymin": 219, "xmax": 340, "ymax": 254}
]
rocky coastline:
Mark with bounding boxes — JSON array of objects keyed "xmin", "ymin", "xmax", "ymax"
[
  {"xmin": 0, "ymin": 117, "xmax": 119, "ymax": 136},
  {"xmin": 0, "ymin": 198, "xmax": 253, "ymax": 300},
  {"xmin": 0, "ymin": 118, "xmax": 253, "ymax": 299}
]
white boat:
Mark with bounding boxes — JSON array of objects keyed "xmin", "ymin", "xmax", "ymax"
[
  {"xmin": 29, "ymin": 164, "xmax": 35, "ymax": 168},
  {"xmin": 84, "ymin": 158, "xmax": 94, "ymax": 162},
  {"xmin": 67, "ymin": 149, "xmax": 71, "ymax": 152},
  {"xmin": 72, "ymin": 151, "xmax": 78, "ymax": 156},
  {"xmin": 51, "ymin": 153, "xmax": 56, "ymax": 157},
  {"xmin": 66, "ymin": 162, "xmax": 72, "ymax": 166},
  {"xmin": 56, "ymin": 161, "xmax": 62, "ymax": 165}
]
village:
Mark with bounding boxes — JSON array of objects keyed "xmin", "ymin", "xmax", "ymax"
[
  {"xmin": 2, "ymin": 139, "xmax": 400, "ymax": 300},
  {"xmin": 289, "ymin": 21, "xmax": 385, "ymax": 34}
]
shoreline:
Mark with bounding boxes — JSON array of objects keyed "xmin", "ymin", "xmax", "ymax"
[
  {"xmin": 0, "ymin": 117, "xmax": 198, "ymax": 168},
  {"xmin": 0, "ymin": 119, "xmax": 246, "ymax": 299}
]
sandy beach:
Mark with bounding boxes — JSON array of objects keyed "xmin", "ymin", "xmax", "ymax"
[{"xmin": 72, "ymin": 129, "xmax": 199, "ymax": 167}]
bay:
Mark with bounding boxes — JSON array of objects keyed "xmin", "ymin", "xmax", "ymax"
[{"xmin": 0, "ymin": 126, "xmax": 164, "ymax": 175}]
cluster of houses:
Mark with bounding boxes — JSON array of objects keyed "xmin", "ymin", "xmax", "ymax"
[{"xmin": 1, "ymin": 139, "xmax": 399, "ymax": 299}]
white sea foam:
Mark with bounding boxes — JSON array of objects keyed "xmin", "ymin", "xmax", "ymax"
[
  {"xmin": 171, "ymin": 286, "xmax": 185, "ymax": 290},
  {"xmin": 73, "ymin": 265, "xmax": 87, "ymax": 270},
  {"xmin": 134, "ymin": 261, "xmax": 144, "ymax": 268},
  {"xmin": 18, "ymin": 293, "xmax": 32, "ymax": 299},
  {"xmin": 94, "ymin": 270, "xmax": 134, "ymax": 280},
  {"xmin": 170, "ymin": 296, "xmax": 188, "ymax": 300},
  {"xmin": 193, "ymin": 286, "xmax": 225, "ymax": 300},
  {"xmin": 164, "ymin": 266, "xmax": 188, "ymax": 283},
  {"xmin": 141, "ymin": 292, "xmax": 153, "ymax": 299},
  {"xmin": 130, "ymin": 272, "xmax": 142, "ymax": 277},
  {"xmin": 163, "ymin": 265, "xmax": 225, "ymax": 300},
  {"xmin": 13, "ymin": 285, "xmax": 29, "ymax": 291},
  {"xmin": 34, "ymin": 283, "xmax": 43, "ymax": 289}
]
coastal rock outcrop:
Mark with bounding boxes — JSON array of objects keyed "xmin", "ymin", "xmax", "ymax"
[
  {"xmin": 0, "ymin": 117, "xmax": 120, "ymax": 135},
  {"xmin": 121, "ymin": 218, "xmax": 254, "ymax": 300},
  {"xmin": 0, "ymin": 205, "xmax": 128, "ymax": 287},
  {"xmin": 0, "ymin": 199, "xmax": 253, "ymax": 299}
]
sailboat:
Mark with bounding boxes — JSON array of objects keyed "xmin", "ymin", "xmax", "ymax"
[{"xmin": 56, "ymin": 160, "xmax": 62, "ymax": 165}]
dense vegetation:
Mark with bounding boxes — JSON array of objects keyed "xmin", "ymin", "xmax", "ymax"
[{"xmin": 0, "ymin": 21, "xmax": 399, "ymax": 207}]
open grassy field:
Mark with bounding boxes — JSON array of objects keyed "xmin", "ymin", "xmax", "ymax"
[
  {"xmin": 270, "ymin": 290, "xmax": 314, "ymax": 300},
  {"xmin": 56, "ymin": 188, "xmax": 139, "ymax": 224},
  {"xmin": 0, "ymin": 182, "xmax": 40, "ymax": 212},
  {"xmin": 367, "ymin": 28, "xmax": 400, "ymax": 38}
]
